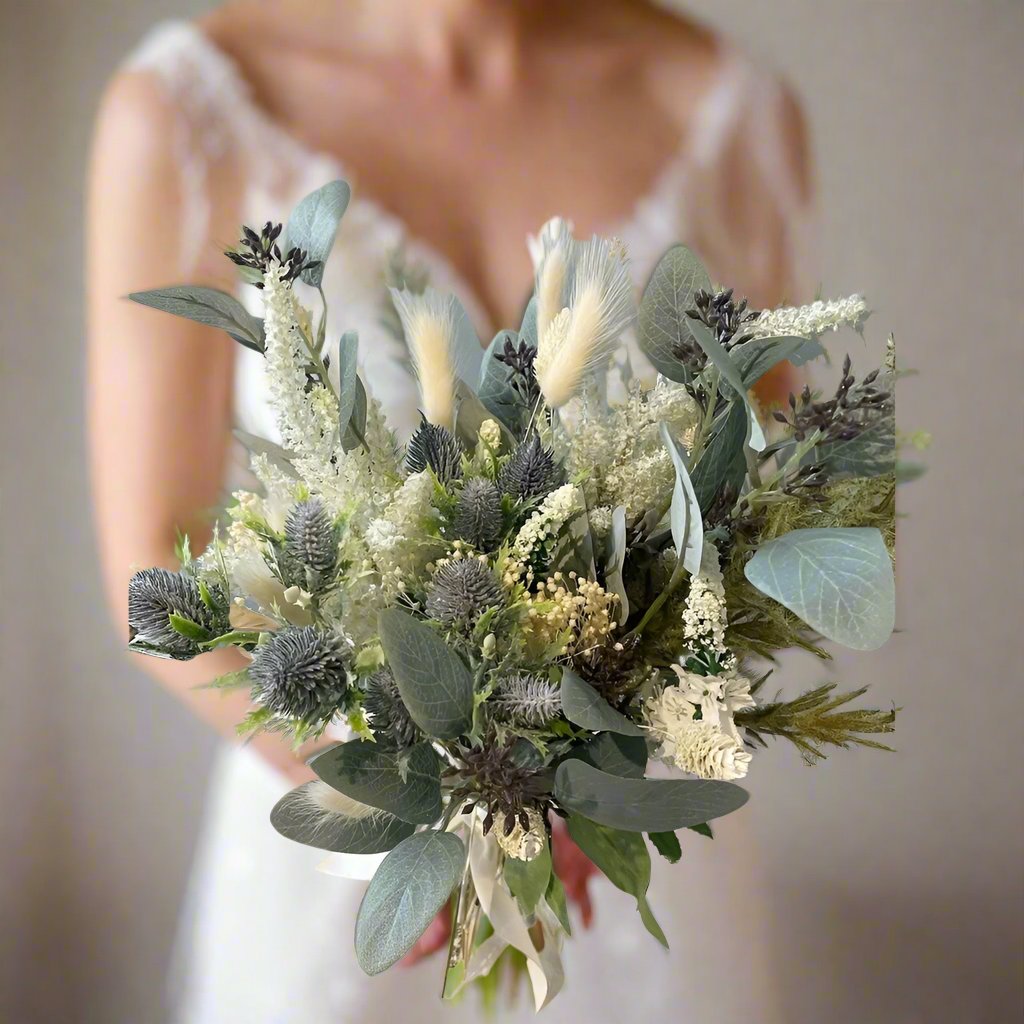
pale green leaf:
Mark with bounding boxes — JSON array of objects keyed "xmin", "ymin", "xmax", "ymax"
[
  {"xmin": 284, "ymin": 180, "xmax": 351, "ymax": 286},
  {"xmin": 560, "ymin": 668, "xmax": 644, "ymax": 737},
  {"xmin": 554, "ymin": 760, "xmax": 748, "ymax": 832},
  {"xmin": 309, "ymin": 741, "xmax": 443, "ymax": 825},
  {"xmin": 503, "ymin": 840, "xmax": 552, "ymax": 917},
  {"xmin": 128, "ymin": 286, "xmax": 266, "ymax": 352},
  {"xmin": 566, "ymin": 815, "xmax": 668, "ymax": 948},
  {"xmin": 336, "ymin": 330, "xmax": 360, "ymax": 436},
  {"xmin": 355, "ymin": 831, "xmax": 465, "ymax": 975},
  {"xmin": 637, "ymin": 245, "xmax": 711, "ymax": 382},
  {"xmin": 378, "ymin": 609, "xmax": 474, "ymax": 739},
  {"xmin": 688, "ymin": 318, "xmax": 767, "ymax": 451},
  {"xmin": 660, "ymin": 422, "xmax": 704, "ymax": 575},
  {"xmin": 743, "ymin": 526, "xmax": 895, "ymax": 651}
]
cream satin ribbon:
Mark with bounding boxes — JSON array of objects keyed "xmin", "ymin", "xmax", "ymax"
[{"xmin": 448, "ymin": 816, "xmax": 566, "ymax": 1012}]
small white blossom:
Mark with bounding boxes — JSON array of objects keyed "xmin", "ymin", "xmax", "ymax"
[
  {"xmin": 644, "ymin": 685, "xmax": 751, "ymax": 781},
  {"xmin": 506, "ymin": 484, "xmax": 582, "ymax": 585},
  {"xmin": 751, "ymin": 295, "xmax": 869, "ymax": 340},
  {"xmin": 682, "ymin": 542, "xmax": 729, "ymax": 654}
]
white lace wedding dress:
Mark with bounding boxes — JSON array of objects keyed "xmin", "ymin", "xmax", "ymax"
[{"xmin": 125, "ymin": 21, "xmax": 814, "ymax": 1023}]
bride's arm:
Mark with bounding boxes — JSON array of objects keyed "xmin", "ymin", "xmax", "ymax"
[{"xmin": 86, "ymin": 72, "xmax": 311, "ymax": 783}]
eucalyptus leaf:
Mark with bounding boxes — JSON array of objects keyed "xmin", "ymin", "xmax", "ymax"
[
  {"xmin": 270, "ymin": 781, "xmax": 415, "ymax": 854},
  {"xmin": 554, "ymin": 760, "xmax": 749, "ymax": 832},
  {"xmin": 549, "ymin": 499, "xmax": 597, "ymax": 581},
  {"xmin": 342, "ymin": 375, "xmax": 368, "ymax": 453},
  {"xmin": 378, "ymin": 609, "xmax": 475, "ymax": 739},
  {"xmin": 660, "ymin": 422, "xmax": 704, "ymax": 575},
  {"xmin": 604, "ymin": 505, "xmax": 630, "ymax": 624},
  {"xmin": 309, "ymin": 741, "xmax": 443, "ymax": 825},
  {"xmin": 743, "ymin": 527, "xmax": 895, "ymax": 651},
  {"xmin": 233, "ymin": 430, "xmax": 299, "ymax": 478},
  {"xmin": 336, "ymin": 330, "xmax": 360, "ymax": 436},
  {"xmin": 284, "ymin": 179, "xmax": 351, "ymax": 286},
  {"xmin": 691, "ymin": 403, "xmax": 747, "ymax": 512},
  {"xmin": 637, "ymin": 245, "xmax": 711, "ymax": 382},
  {"xmin": 545, "ymin": 872, "xmax": 572, "ymax": 935},
  {"xmin": 560, "ymin": 668, "xmax": 644, "ymax": 737},
  {"xmin": 355, "ymin": 830, "xmax": 465, "ymax": 975},
  {"xmin": 453, "ymin": 378, "xmax": 515, "ymax": 450},
  {"xmin": 128, "ymin": 286, "xmax": 266, "ymax": 352},
  {"xmin": 566, "ymin": 814, "xmax": 668, "ymax": 948},
  {"xmin": 733, "ymin": 335, "xmax": 825, "ymax": 387},
  {"xmin": 648, "ymin": 830, "xmax": 682, "ymax": 864},
  {"xmin": 688, "ymin": 318, "xmax": 767, "ymax": 452},
  {"xmin": 503, "ymin": 840, "xmax": 552, "ymax": 917},
  {"xmin": 575, "ymin": 732, "xmax": 648, "ymax": 778}
]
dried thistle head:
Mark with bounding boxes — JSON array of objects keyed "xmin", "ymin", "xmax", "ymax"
[
  {"xmin": 498, "ymin": 434, "xmax": 559, "ymax": 502},
  {"xmin": 406, "ymin": 416, "xmax": 463, "ymax": 482},
  {"xmin": 425, "ymin": 559, "xmax": 504, "ymax": 626},
  {"xmin": 452, "ymin": 477, "xmax": 503, "ymax": 550},
  {"xmin": 362, "ymin": 670, "xmax": 420, "ymax": 748},
  {"xmin": 128, "ymin": 568, "xmax": 228, "ymax": 659},
  {"xmin": 250, "ymin": 626, "xmax": 350, "ymax": 725},
  {"xmin": 280, "ymin": 497, "xmax": 339, "ymax": 589},
  {"xmin": 450, "ymin": 734, "xmax": 552, "ymax": 838}
]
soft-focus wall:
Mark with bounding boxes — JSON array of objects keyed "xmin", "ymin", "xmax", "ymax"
[{"xmin": 2, "ymin": 2, "xmax": 1021, "ymax": 1022}]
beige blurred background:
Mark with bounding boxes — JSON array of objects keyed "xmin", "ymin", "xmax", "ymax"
[{"xmin": 2, "ymin": 1, "xmax": 1022, "ymax": 1022}]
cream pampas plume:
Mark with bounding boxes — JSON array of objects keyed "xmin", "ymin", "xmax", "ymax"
[
  {"xmin": 390, "ymin": 287, "xmax": 480, "ymax": 429},
  {"xmin": 530, "ymin": 217, "xmax": 575, "ymax": 343},
  {"xmin": 534, "ymin": 237, "xmax": 635, "ymax": 409}
]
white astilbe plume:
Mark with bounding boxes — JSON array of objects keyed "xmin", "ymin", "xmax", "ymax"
[
  {"xmin": 751, "ymin": 295, "xmax": 869, "ymax": 340},
  {"xmin": 530, "ymin": 217, "xmax": 575, "ymax": 342},
  {"xmin": 390, "ymin": 287, "xmax": 465, "ymax": 429},
  {"xmin": 534, "ymin": 237, "xmax": 636, "ymax": 409},
  {"xmin": 262, "ymin": 267, "xmax": 339, "ymax": 481}
]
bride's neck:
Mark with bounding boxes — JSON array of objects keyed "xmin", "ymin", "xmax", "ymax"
[{"xmin": 272, "ymin": 0, "xmax": 643, "ymax": 87}]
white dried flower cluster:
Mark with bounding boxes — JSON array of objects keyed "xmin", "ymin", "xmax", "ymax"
[
  {"xmin": 645, "ymin": 669, "xmax": 755, "ymax": 781},
  {"xmin": 494, "ymin": 807, "xmax": 547, "ymax": 862},
  {"xmin": 262, "ymin": 268, "xmax": 339, "ymax": 480},
  {"xmin": 682, "ymin": 542, "xmax": 729, "ymax": 655},
  {"xmin": 751, "ymin": 295, "xmax": 868, "ymax": 340},
  {"xmin": 568, "ymin": 379, "xmax": 697, "ymax": 519},
  {"xmin": 364, "ymin": 471, "xmax": 440, "ymax": 594},
  {"xmin": 505, "ymin": 484, "xmax": 582, "ymax": 585}
]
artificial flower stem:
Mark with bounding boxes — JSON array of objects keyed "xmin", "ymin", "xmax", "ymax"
[{"xmin": 691, "ymin": 368, "xmax": 721, "ymax": 462}]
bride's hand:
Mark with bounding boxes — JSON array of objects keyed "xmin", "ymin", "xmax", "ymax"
[{"xmin": 400, "ymin": 818, "xmax": 597, "ymax": 967}]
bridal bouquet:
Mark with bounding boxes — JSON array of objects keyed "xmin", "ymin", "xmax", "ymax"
[{"xmin": 128, "ymin": 181, "xmax": 908, "ymax": 1009}]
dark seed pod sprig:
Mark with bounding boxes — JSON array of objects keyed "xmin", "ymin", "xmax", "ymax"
[{"xmin": 225, "ymin": 221, "xmax": 321, "ymax": 287}]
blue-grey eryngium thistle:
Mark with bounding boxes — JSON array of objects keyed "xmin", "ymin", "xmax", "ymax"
[
  {"xmin": 128, "ymin": 567, "xmax": 227, "ymax": 659},
  {"xmin": 425, "ymin": 559, "xmax": 504, "ymax": 625},
  {"xmin": 250, "ymin": 626, "xmax": 349, "ymax": 724},
  {"xmin": 498, "ymin": 434, "xmax": 558, "ymax": 501},
  {"xmin": 362, "ymin": 670, "xmax": 420, "ymax": 748},
  {"xmin": 492, "ymin": 673, "xmax": 562, "ymax": 727},
  {"xmin": 453, "ymin": 477, "xmax": 503, "ymax": 550},
  {"xmin": 281, "ymin": 497, "xmax": 338, "ymax": 590},
  {"xmin": 406, "ymin": 417, "xmax": 463, "ymax": 482}
]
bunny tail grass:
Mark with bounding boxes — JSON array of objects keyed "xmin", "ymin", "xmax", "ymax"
[
  {"xmin": 534, "ymin": 237, "xmax": 634, "ymax": 408},
  {"xmin": 391, "ymin": 287, "xmax": 460, "ymax": 428}
]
